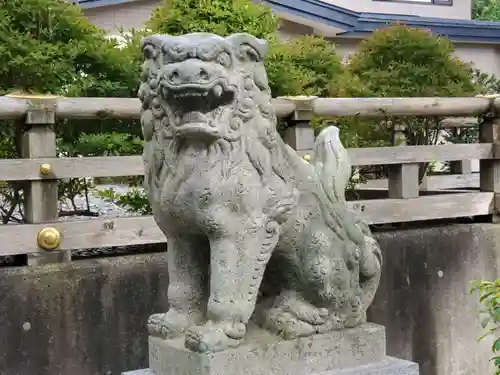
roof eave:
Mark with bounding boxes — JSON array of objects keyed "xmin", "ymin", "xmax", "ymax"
[
  {"xmin": 74, "ymin": 0, "xmax": 500, "ymax": 44},
  {"xmin": 265, "ymin": 0, "xmax": 358, "ymax": 31},
  {"xmin": 72, "ymin": 0, "xmax": 141, "ymax": 10},
  {"xmin": 338, "ymin": 30, "xmax": 500, "ymax": 44}
]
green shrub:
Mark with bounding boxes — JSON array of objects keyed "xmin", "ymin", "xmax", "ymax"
[
  {"xmin": 344, "ymin": 25, "xmax": 479, "ymax": 180},
  {"xmin": 0, "ymin": 0, "xmax": 142, "ymax": 222},
  {"xmin": 147, "ymin": 0, "xmax": 278, "ymax": 39},
  {"xmin": 471, "ymin": 279, "xmax": 500, "ymax": 375},
  {"xmin": 0, "ymin": 0, "xmax": 140, "ymax": 97},
  {"xmin": 445, "ymin": 68, "xmax": 500, "ymax": 146},
  {"xmin": 348, "ymin": 25, "xmax": 476, "ymax": 98},
  {"xmin": 473, "ymin": 0, "xmax": 500, "ymax": 20},
  {"xmin": 347, "ymin": 25, "xmax": 477, "ymax": 145},
  {"xmin": 266, "ymin": 35, "xmax": 347, "ymax": 97}
]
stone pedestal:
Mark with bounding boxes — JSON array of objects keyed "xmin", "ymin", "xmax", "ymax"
[{"xmin": 122, "ymin": 323, "xmax": 419, "ymax": 375}]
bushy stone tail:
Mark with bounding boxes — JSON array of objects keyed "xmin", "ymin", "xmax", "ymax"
[
  {"xmin": 311, "ymin": 126, "xmax": 352, "ymax": 204},
  {"xmin": 311, "ymin": 126, "xmax": 382, "ymax": 311}
]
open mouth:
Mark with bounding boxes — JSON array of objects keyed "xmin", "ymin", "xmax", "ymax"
[{"xmin": 162, "ymin": 79, "xmax": 236, "ymax": 133}]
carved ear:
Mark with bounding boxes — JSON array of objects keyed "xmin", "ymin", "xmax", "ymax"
[
  {"xmin": 140, "ymin": 34, "xmax": 168, "ymax": 59},
  {"xmin": 141, "ymin": 35, "xmax": 166, "ymax": 50},
  {"xmin": 225, "ymin": 33, "xmax": 268, "ymax": 62}
]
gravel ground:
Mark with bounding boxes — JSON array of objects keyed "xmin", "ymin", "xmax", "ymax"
[{"xmin": 60, "ymin": 184, "xmax": 136, "ymax": 219}]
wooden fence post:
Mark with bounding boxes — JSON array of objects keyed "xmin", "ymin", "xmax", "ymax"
[
  {"xmin": 388, "ymin": 124, "xmax": 420, "ymax": 199},
  {"xmin": 449, "ymin": 160, "xmax": 473, "ymax": 175},
  {"xmin": 279, "ymin": 96, "xmax": 316, "ymax": 158},
  {"xmin": 449, "ymin": 127, "xmax": 473, "ymax": 175},
  {"xmin": 479, "ymin": 114, "xmax": 500, "ymax": 221},
  {"xmin": 20, "ymin": 96, "xmax": 70, "ymax": 265}
]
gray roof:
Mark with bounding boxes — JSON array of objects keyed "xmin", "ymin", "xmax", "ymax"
[{"xmin": 73, "ymin": 0, "xmax": 500, "ymax": 43}]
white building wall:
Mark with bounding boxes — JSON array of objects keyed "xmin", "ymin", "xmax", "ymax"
[
  {"xmin": 324, "ymin": 0, "xmax": 471, "ymax": 20},
  {"xmin": 83, "ymin": 0, "xmax": 161, "ymax": 35}
]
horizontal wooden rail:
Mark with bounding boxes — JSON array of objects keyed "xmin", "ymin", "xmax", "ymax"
[
  {"xmin": 362, "ymin": 173, "xmax": 480, "ymax": 190},
  {"xmin": 348, "ymin": 143, "xmax": 492, "ymax": 166},
  {"xmin": 0, "ymin": 156, "xmax": 143, "ymax": 181},
  {"xmin": 313, "ymin": 97, "xmax": 494, "ymax": 118},
  {"xmin": 0, "ymin": 96, "xmax": 497, "ymax": 120},
  {"xmin": 0, "ymin": 144, "xmax": 493, "ymax": 181},
  {"xmin": 0, "ymin": 192, "xmax": 492, "ymax": 256},
  {"xmin": 0, "ymin": 96, "xmax": 296, "ymax": 120},
  {"xmin": 440, "ymin": 117, "xmax": 479, "ymax": 128}
]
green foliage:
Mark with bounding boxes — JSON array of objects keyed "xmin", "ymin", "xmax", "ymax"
[
  {"xmin": 0, "ymin": 0, "xmax": 142, "ymax": 222},
  {"xmin": 68, "ymin": 132, "xmax": 143, "ymax": 156},
  {"xmin": 471, "ymin": 279, "xmax": 500, "ymax": 374},
  {"xmin": 0, "ymin": 0, "xmax": 138, "ymax": 96},
  {"xmin": 266, "ymin": 36, "xmax": 347, "ymax": 97},
  {"xmin": 344, "ymin": 25, "xmax": 479, "ymax": 180},
  {"xmin": 446, "ymin": 69, "xmax": 500, "ymax": 146},
  {"xmin": 473, "ymin": 69, "xmax": 500, "ymax": 96},
  {"xmin": 147, "ymin": 0, "xmax": 278, "ymax": 39},
  {"xmin": 0, "ymin": 0, "xmax": 101, "ymax": 94},
  {"xmin": 320, "ymin": 26, "xmax": 477, "ymax": 151},
  {"xmin": 473, "ymin": 0, "xmax": 500, "ymax": 20},
  {"xmin": 98, "ymin": 187, "xmax": 151, "ymax": 215},
  {"xmin": 348, "ymin": 25, "xmax": 476, "ymax": 98}
]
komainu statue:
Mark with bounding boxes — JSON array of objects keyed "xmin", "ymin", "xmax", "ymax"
[{"xmin": 138, "ymin": 32, "xmax": 382, "ymax": 354}]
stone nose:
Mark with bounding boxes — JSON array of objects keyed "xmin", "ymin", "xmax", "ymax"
[{"xmin": 165, "ymin": 63, "xmax": 212, "ymax": 85}]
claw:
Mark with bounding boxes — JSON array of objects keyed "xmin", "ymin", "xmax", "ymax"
[
  {"xmin": 318, "ymin": 308, "xmax": 329, "ymax": 317},
  {"xmin": 281, "ymin": 296, "xmax": 327, "ymax": 326},
  {"xmin": 147, "ymin": 310, "xmax": 193, "ymax": 339},
  {"xmin": 185, "ymin": 322, "xmax": 242, "ymax": 353},
  {"xmin": 224, "ymin": 322, "xmax": 246, "ymax": 339},
  {"xmin": 263, "ymin": 309, "xmax": 315, "ymax": 340}
]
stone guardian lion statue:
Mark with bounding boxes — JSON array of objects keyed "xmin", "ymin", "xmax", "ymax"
[{"xmin": 138, "ymin": 32, "xmax": 382, "ymax": 354}]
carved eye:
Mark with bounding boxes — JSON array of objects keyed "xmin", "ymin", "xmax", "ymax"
[
  {"xmin": 197, "ymin": 43, "xmax": 219, "ymax": 61},
  {"xmin": 216, "ymin": 52, "xmax": 231, "ymax": 68},
  {"xmin": 239, "ymin": 45, "xmax": 260, "ymax": 62},
  {"xmin": 143, "ymin": 45, "xmax": 157, "ymax": 59},
  {"xmin": 166, "ymin": 44, "xmax": 188, "ymax": 61}
]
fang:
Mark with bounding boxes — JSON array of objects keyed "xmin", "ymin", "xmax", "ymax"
[{"xmin": 213, "ymin": 85, "xmax": 223, "ymax": 98}]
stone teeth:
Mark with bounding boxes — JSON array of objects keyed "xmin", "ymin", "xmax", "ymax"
[
  {"xmin": 173, "ymin": 91, "xmax": 209, "ymax": 99},
  {"xmin": 182, "ymin": 111, "xmax": 206, "ymax": 123}
]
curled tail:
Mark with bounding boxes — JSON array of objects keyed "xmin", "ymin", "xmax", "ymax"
[
  {"xmin": 310, "ymin": 125, "xmax": 366, "ymax": 245},
  {"xmin": 311, "ymin": 126, "xmax": 352, "ymax": 204},
  {"xmin": 311, "ymin": 125, "xmax": 382, "ymax": 311}
]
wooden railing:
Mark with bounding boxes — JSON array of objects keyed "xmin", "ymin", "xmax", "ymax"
[{"xmin": 0, "ymin": 95, "xmax": 498, "ymax": 264}]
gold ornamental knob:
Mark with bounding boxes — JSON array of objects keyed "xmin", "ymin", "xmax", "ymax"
[
  {"xmin": 37, "ymin": 227, "xmax": 61, "ymax": 250},
  {"xmin": 303, "ymin": 154, "xmax": 312, "ymax": 162},
  {"xmin": 39, "ymin": 163, "xmax": 52, "ymax": 175}
]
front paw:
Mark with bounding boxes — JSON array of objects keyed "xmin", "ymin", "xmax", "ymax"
[
  {"xmin": 280, "ymin": 295, "xmax": 329, "ymax": 326},
  {"xmin": 148, "ymin": 309, "xmax": 191, "ymax": 339},
  {"xmin": 184, "ymin": 321, "xmax": 245, "ymax": 353},
  {"xmin": 262, "ymin": 308, "xmax": 316, "ymax": 340}
]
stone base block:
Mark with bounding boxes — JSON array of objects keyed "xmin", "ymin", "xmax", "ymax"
[
  {"xmin": 153, "ymin": 323, "xmax": 384, "ymax": 375},
  {"xmin": 123, "ymin": 323, "xmax": 418, "ymax": 375},
  {"xmin": 123, "ymin": 357, "xmax": 418, "ymax": 375}
]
